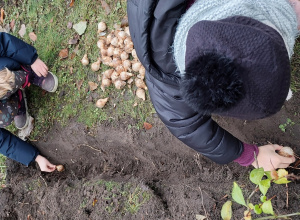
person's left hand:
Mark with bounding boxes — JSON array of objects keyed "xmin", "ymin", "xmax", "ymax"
[
  {"xmin": 35, "ymin": 155, "xmax": 56, "ymax": 172},
  {"xmin": 31, "ymin": 58, "xmax": 48, "ymax": 77}
]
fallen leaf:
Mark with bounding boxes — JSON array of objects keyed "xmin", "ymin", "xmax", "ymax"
[
  {"xmin": 88, "ymin": 81, "xmax": 98, "ymax": 91},
  {"xmin": 120, "ymin": 16, "xmax": 128, "ymax": 27},
  {"xmin": 92, "ymin": 198, "xmax": 98, "ymax": 207},
  {"xmin": 70, "ymin": 66, "xmax": 73, "ymax": 74},
  {"xmin": 68, "ymin": 34, "xmax": 80, "ymax": 44},
  {"xmin": 76, "ymin": 79, "xmax": 83, "ymax": 90},
  {"xmin": 70, "ymin": 0, "xmax": 75, "ymax": 7},
  {"xmin": 29, "ymin": 32, "xmax": 37, "ymax": 42},
  {"xmin": 73, "ymin": 21, "xmax": 87, "ymax": 35},
  {"xmin": 0, "ymin": 8, "xmax": 5, "ymax": 24},
  {"xmin": 67, "ymin": 22, "xmax": 73, "ymax": 29},
  {"xmin": 143, "ymin": 122, "xmax": 152, "ymax": 130},
  {"xmin": 18, "ymin": 24, "xmax": 26, "ymax": 38},
  {"xmin": 195, "ymin": 214, "xmax": 206, "ymax": 220},
  {"xmin": 70, "ymin": 44, "xmax": 79, "ymax": 59},
  {"xmin": 9, "ymin": 19, "xmax": 15, "ymax": 30},
  {"xmin": 59, "ymin": 48, "xmax": 69, "ymax": 59},
  {"xmin": 100, "ymin": 0, "xmax": 111, "ymax": 15}
]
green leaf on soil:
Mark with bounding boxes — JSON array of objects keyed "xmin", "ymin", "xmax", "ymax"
[
  {"xmin": 73, "ymin": 21, "xmax": 87, "ymax": 35},
  {"xmin": 254, "ymin": 204, "xmax": 262, "ymax": 214},
  {"xmin": 274, "ymin": 177, "xmax": 290, "ymax": 184},
  {"xmin": 265, "ymin": 171, "xmax": 272, "ymax": 180},
  {"xmin": 259, "ymin": 179, "xmax": 271, "ymax": 196},
  {"xmin": 260, "ymin": 196, "xmax": 267, "ymax": 203},
  {"xmin": 248, "ymin": 203, "xmax": 254, "ymax": 209},
  {"xmin": 232, "ymin": 182, "xmax": 246, "ymax": 207},
  {"xmin": 221, "ymin": 201, "xmax": 232, "ymax": 220},
  {"xmin": 250, "ymin": 168, "xmax": 264, "ymax": 185},
  {"xmin": 262, "ymin": 200, "xmax": 274, "ymax": 215}
]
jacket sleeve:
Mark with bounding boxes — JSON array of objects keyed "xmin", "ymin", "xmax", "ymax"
[
  {"xmin": 0, "ymin": 128, "xmax": 39, "ymax": 166},
  {"xmin": 0, "ymin": 32, "xmax": 38, "ymax": 66},
  {"xmin": 146, "ymin": 73, "xmax": 244, "ymax": 164}
]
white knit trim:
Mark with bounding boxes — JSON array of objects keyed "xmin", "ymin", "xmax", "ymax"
[{"xmin": 174, "ymin": 0, "xmax": 298, "ymax": 75}]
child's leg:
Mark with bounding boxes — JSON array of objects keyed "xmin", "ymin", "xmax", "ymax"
[{"xmin": 0, "ymin": 92, "xmax": 19, "ymax": 128}]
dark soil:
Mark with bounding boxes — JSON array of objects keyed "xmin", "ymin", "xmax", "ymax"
[
  {"xmin": 0, "ymin": 94, "xmax": 300, "ymax": 219},
  {"xmin": 0, "ymin": 0, "xmax": 299, "ymax": 218}
]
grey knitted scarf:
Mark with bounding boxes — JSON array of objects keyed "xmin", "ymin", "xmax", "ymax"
[{"xmin": 174, "ymin": 0, "xmax": 298, "ymax": 75}]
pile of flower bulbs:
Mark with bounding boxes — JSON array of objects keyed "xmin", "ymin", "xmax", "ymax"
[{"xmin": 81, "ymin": 21, "xmax": 147, "ymax": 101}]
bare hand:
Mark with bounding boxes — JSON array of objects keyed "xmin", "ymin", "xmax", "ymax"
[
  {"xmin": 252, "ymin": 144, "xmax": 295, "ymax": 171},
  {"xmin": 31, "ymin": 58, "xmax": 48, "ymax": 77},
  {"xmin": 35, "ymin": 155, "xmax": 56, "ymax": 172}
]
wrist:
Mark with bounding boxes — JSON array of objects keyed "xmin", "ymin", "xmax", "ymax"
[
  {"xmin": 35, "ymin": 154, "xmax": 42, "ymax": 162},
  {"xmin": 234, "ymin": 143, "xmax": 259, "ymax": 166}
]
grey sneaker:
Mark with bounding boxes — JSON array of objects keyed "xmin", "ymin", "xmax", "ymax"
[
  {"xmin": 31, "ymin": 71, "xmax": 58, "ymax": 93},
  {"xmin": 14, "ymin": 90, "xmax": 30, "ymax": 129},
  {"xmin": 21, "ymin": 66, "xmax": 58, "ymax": 92}
]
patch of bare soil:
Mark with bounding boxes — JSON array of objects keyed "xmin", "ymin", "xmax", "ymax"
[{"xmin": 1, "ymin": 94, "xmax": 300, "ymax": 219}]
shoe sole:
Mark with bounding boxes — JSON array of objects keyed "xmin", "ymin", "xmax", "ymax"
[
  {"xmin": 48, "ymin": 71, "xmax": 58, "ymax": 93},
  {"xmin": 15, "ymin": 89, "xmax": 30, "ymax": 130}
]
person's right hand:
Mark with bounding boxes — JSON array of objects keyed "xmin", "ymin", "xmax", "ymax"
[
  {"xmin": 31, "ymin": 58, "xmax": 48, "ymax": 77},
  {"xmin": 35, "ymin": 155, "xmax": 56, "ymax": 172},
  {"xmin": 252, "ymin": 144, "xmax": 295, "ymax": 171}
]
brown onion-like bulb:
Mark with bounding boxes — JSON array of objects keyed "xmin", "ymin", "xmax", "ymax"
[
  {"xmin": 96, "ymin": 97, "xmax": 109, "ymax": 108},
  {"xmin": 91, "ymin": 58, "xmax": 101, "ymax": 72},
  {"xmin": 120, "ymin": 71, "xmax": 133, "ymax": 81},
  {"xmin": 56, "ymin": 165, "xmax": 65, "ymax": 172},
  {"xmin": 135, "ymin": 78, "xmax": 147, "ymax": 90},
  {"xmin": 114, "ymin": 79, "xmax": 126, "ymax": 89},
  {"xmin": 81, "ymin": 54, "xmax": 89, "ymax": 66},
  {"xmin": 136, "ymin": 88, "xmax": 146, "ymax": 101},
  {"xmin": 103, "ymin": 69, "xmax": 114, "ymax": 78},
  {"xmin": 98, "ymin": 22, "xmax": 107, "ymax": 32}
]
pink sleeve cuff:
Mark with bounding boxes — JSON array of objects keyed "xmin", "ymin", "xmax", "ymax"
[{"xmin": 234, "ymin": 143, "xmax": 259, "ymax": 166}]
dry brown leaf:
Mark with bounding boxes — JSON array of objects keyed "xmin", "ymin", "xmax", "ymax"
[
  {"xmin": 68, "ymin": 34, "xmax": 79, "ymax": 44},
  {"xmin": 18, "ymin": 24, "xmax": 26, "ymax": 38},
  {"xmin": 88, "ymin": 81, "xmax": 98, "ymax": 91},
  {"xmin": 70, "ymin": 0, "xmax": 75, "ymax": 7},
  {"xmin": 69, "ymin": 66, "xmax": 73, "ymax": 74},
  {"xmin": 143, "ymin": 122, "xmax": 153, "ymax": 130},
  {"xmin": 0, "ymin": 8, "xmax": 5, "ymax": 24},
  {"xmin": 70, "ymin": 44, "xmax": 79, "ymax": 59},
  {"xmin": 76, "ymin": 79, "xmax": 83, "ymax": 90},
  {"xmin": 9, "ymin": 19, "xmax": 15, "ymax": 30},
  {"xmin": 29, "ymin": 32, "xmax": 37, "ymax": 42},
  {"xmin": 101, "ymin": 0, "xmax": 111, "ymax": 15},
  {"xmin": 59, "ymin": 48, "xmax": 69, "ymax": 59}
]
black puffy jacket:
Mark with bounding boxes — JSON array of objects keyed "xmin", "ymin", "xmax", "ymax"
[
  {"xmin": 127, "ymin": 0, "xmax": 244, "ymax": 164},
  {"xmin": 0, "ymin": 32, "xmax": 39, "ymax": 166}
]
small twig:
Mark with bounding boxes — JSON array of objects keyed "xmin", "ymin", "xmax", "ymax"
[
  {"xmin": 253, "ymin": 212, "xmax": 300, "ymax": 220},
  {"xmin": 199, "ymin": 185, "xmax": 209, "ymax": 219},
  {"xmin": 247, "ymin": 187, "xmax": 259, "ymax": 204},
  {"xmin": 39, "ymin": 175, "xmax": 48, "ymax": 187},
  {"xmin": 78, "ymin": 144, "xmax": 103, "ymax": 152},
  {"xmin": 286, "ymin": 183, "xmax": 289, "ymax": 209}
]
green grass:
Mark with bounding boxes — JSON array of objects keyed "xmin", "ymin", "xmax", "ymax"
[
  {"xmin": 0, "ymin": 0, "xmax": 154, "ymax": 185},
  {"xmin": 0, "ymin": 154, "xmax": 6, "ymax": 187},
  {"xmin": 2, "ymin": 0, "xmax": 154, "ymax": 135}
]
